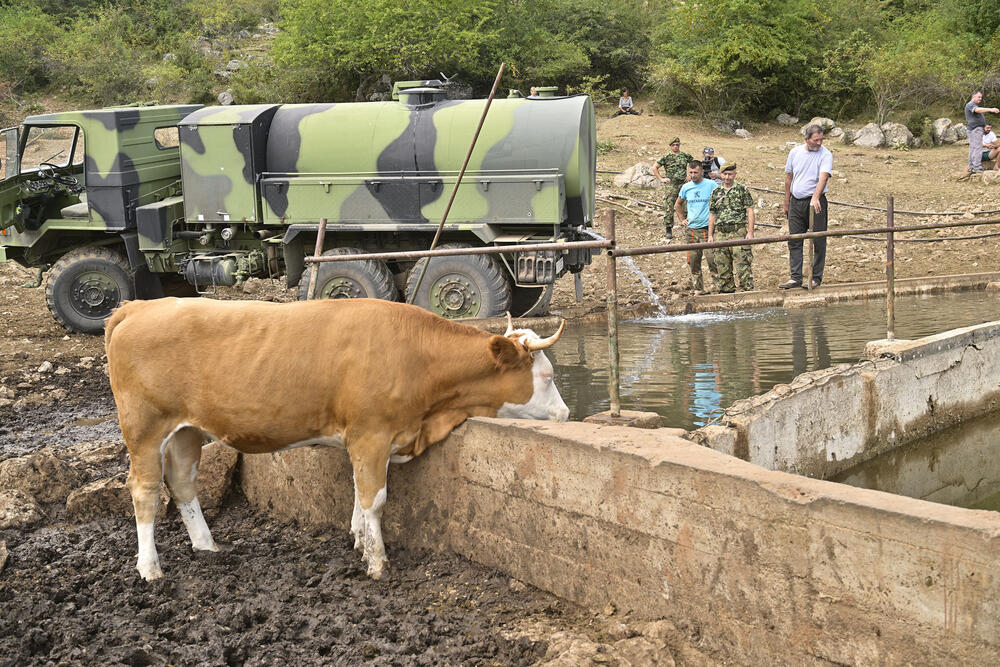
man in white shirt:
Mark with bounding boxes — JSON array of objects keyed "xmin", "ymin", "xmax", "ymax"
[
  {"xmin": 983, "ymin": 123, "xmax": 999, "ymax": 167},
  {"xmin": 780, "ymin": 124, "xmax": 833, "ymax": 289}
]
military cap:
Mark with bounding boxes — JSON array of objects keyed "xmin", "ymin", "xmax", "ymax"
[
  {"xmin": 721, "ymin": 163, "xmax": 737, "ymax": 172},
  {"xmin": 669, "ymin": 137, "xmax": 680, "ymax": 144}
]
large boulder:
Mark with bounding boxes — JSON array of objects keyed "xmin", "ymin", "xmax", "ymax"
[
  {"xmin": 932, "ymin": 118, "xmax": 958, "ymax": 145},
  {"xmin": 852, "ymin": 123, "xmax": 885, "ymax": 148},
  {"xmin": 838, "ymin": 128, "xmax": 855, "ymax": 144},
  {"xmin": 776, "ymin": 113, "xmax": 799, "ymax": 126},
  {"xmin": 806, "ymin": 117, "xmax": 836, "ymax": 133},
  {"xmin": 197, "ymin": 442, "xmax": 239, "ymax": 516},
  {"xmin": 0, "ymin": 452, "xmax": 80, "ymax": 504},
  {"xmin": 613, "ymin": 162, "xmax": 661, "ymax": 189},
  {"xmin": 734, "ymin": 128, "xmax": 753, "ymax": 139},
  {"xmin": 0, "ymin": 488, "xmax": 44, "ymax": 529},
  {"xmin": 880, "ymin": 122, "xmax": 914, "ymax": 148},
  {"xmin": 954, "ymin": 124, "xmax": 968, "ymax": 140},
  {"xmin": 65, "ymin": 476, "xmax": 132, "ymax": 522}
]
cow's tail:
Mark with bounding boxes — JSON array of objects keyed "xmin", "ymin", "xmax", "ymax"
[{"xmin": 104, "ymin": 302, "xmax": 132, "ymax": 349}]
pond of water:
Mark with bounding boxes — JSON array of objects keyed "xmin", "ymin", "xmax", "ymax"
[{"xmin": 551, "ymin": 290, "xmax": 1000, "ymax": 430}]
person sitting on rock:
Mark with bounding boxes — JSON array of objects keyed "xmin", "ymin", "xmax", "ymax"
[
  {"xmin": 701, "ymin": 147, "xmax": 726, "ymax": 182},
  {"xmin": 983, "ymin": 123, "xmax": 999, "ymax": 168},
  {"xmin": 611, "ymin": 89, "xmax": 640, "ymax": 117}
]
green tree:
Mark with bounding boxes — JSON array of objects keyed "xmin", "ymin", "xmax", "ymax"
[
  {"xmin": 48, "ymin": 6, "xmax": 146, "ymax": 106},
  {"xmin": 0, "ymin": 6, "xmax": 61, "ymax": 93}
]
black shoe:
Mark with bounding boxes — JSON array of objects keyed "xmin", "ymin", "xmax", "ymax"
[
  {"xmin": 778, "ymin": 280, "xmax": 801, "ymax": 289},
  {"xmin": 810, "ymin": 279, "xmax": 822, "ymax": 289}
]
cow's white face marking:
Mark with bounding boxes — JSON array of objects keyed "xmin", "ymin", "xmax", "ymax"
[{"xmin": 497, "ymin": 342, "xmax": 569, "ymax": 421}]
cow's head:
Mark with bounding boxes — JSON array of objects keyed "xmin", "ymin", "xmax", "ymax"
[{"xmin": 492, "ymin": 314, "xmax": 570, "ymax": 422}]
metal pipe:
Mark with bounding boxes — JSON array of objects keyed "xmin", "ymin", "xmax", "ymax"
[
  {"xmin": 305, "ymin": 238, "xmax": 612, "ymax": 263},
  {"xmin": 306, "ymin": 217, "xmax": 328, "ymax": 299},
  {"xmin": 407, "ymin": 61, "xmax": 507, "ymax": 304},
  {"xmin": 605, "ymin": 209, "xmax": 621, "ymax": 417},
  {"xmin": 806, "ymin": 206, "xmax": 814, "ymax": 291},
  {"xmin": 887, "ymin": 195, "xmax": 895, "ymax": 341},
  {"xmin": 612, "ymin": 216, "xmax": 1000, "ymax": 257}
]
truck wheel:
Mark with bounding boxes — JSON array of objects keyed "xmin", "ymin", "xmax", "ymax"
[
  {"xmin": 406, "ymin": 243, "xmax": 511, "ymax": 319},
  {"xmin": 45, "ymin": 246, "xmax": 134, "ymax": 335},
  {"xmin": 298, "ymin": 247, "xmax": 398, "ymax": 301},
  {"xmin": 510, "ymin": 285, "xmax": 553, "ymax": 317}
]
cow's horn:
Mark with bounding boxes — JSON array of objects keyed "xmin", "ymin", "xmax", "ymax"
[
  {"xmin": 504, "ymin": 312, "xmax": 515, "ymax": 336},
  {"xmin": 524, "ymin": 320, "xmax": 566, "ymax": 351}
]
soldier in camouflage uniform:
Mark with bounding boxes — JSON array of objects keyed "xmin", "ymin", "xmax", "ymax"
[
  {"xmin": 708, "ymin": 163, "xmax": 755, "ymax": 292},
  {"xmin": 653, "ymin": 137, "xmax": 692, "ymax": 240}
]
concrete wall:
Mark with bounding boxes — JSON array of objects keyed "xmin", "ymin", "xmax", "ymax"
[
  {"xmin": 241, "ymin": 419, "xmax": 1000, "ymax": 665},
  {"xmin": 694, "ymin": 321, "xmax": 1000, "ymax": 478}
]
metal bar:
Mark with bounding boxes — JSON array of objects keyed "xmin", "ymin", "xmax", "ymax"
[
  {"xmin": 305, "ymin": 217, "xmax": 328, "ymax": 299},
  {"xmin": 613, "ymin": 217, "xmax": 1000, "ymax": 257},
  {"xmin": 806, "ymin": 206, "xmax": 814, "ymax": 291},
  {"xmin": 887, "ymin": 195, "xmax": 895, "ymax": 341},
  {"xmin": 407, "ymin": 61, "xmax": 507, "ymax": 304},
  {"xmin": 305, "ymin": 239, "xmax": 612, "ymax": 263},
  {"xmin": 605, "ymin": 209, "xmax": 621, "ymax": 417}
]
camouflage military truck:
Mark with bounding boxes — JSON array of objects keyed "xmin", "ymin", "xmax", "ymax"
[{"xmin": 0, "ymin": 86, "xmax": 596, "ymax": 334}]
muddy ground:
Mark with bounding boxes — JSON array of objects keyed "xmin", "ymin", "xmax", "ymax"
[
  {"xmin": 2, "ymin": 108, "xmax": 997, "ymax": 665},
  {"xmin": 0, "ymin": 280, "xmax": 704, "ymax": 665}
]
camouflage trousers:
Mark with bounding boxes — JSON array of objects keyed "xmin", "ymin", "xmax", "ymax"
[
  {"xmin": 686, "ymin": 227, "xmax": 720, "ymax": 292},
  {"xmin": 711, "ymin": 226, "xmax": 754, "ymax": 292},
  {"xmin": 662, "ymin": 180, "xmax": 682, "ymax": 235}
]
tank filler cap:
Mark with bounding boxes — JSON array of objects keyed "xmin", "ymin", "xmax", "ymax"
[{"xmin": 397, "ymin": 87, "xmax": 448, "ymax": 108}]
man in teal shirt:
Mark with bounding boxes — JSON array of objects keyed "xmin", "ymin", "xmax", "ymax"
[{"xmin": 675, "ymin": 161, "xmax": 719, "ymax": 294}]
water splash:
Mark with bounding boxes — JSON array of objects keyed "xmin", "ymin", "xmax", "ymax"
[{"xmin": 581, "ymin": 229, "xmax": 667, "ymax": 317}]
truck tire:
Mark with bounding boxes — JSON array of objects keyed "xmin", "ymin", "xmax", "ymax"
[
  {"xmin": 406, "ymin": 243, "xmax": 511, "ymax": 319},
  {"xmin": 298, "ymin": 247, "xmax": 398, "ymax": 301},
  {"xmin": 510, "ymin": 285, "xmax": 553, "ymax": 317},
  {"xmin": 45, "ymin": 246, "xmax": 134, "ymax": 335}
]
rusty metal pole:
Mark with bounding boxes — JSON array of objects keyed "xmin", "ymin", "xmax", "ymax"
[
  {"xmin": 805, "ymin": 206, "xmax": 814, "ymax": 290},
  {"xmin": 886, "ymin": 195, "xmax": 895, "ymax": 341},
  {"xmin": 306, "ymin": 218, "xmax": 328, "ymax": 300},
  {"xmin": 605, "ymin": 209, "xmax": 621, "ymax": 417}
]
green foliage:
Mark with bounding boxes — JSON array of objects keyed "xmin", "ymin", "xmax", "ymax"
[
  {"xmin": 186, "ymin": 0, "xmax": 279, "ymax": 37},
  {"xmin": 596, "ymin": 140, "xmax": 615, "ymax": 155},
  {"xmin": 48, "ymin": 7, "xmax": 147, "ymax": 106},
  {"xmin": 0, "ymin": 6, "xmax": 61, "ymax": 93}
]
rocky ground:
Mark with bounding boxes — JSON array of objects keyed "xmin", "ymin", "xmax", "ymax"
[
  {"xmin": 553, "ymin": 110, "xmax": 1000, "ymax": 315},
  {"xmin": 2, "ymin": 107, "xmax": 997, "ymax": 665}
]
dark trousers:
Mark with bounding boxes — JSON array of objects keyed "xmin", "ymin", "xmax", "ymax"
[{"xmin": 787, "ymin": 194, "xmax": 827, "ymax": 283}]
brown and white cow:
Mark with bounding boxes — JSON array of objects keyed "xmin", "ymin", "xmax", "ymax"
[{"xmin": 105, "ymin": 297, "xmax": 568, "ymax": 581}]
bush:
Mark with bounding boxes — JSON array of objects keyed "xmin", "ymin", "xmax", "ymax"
[
  {"xmin": 48, "ymin": 8, "xmax": 146, "ymax": 106},
  {"xmin": 0, "ymin": 7, "xmax": 61, "ymax": 93}
]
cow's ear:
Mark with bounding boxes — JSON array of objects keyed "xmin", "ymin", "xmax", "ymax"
[{"xmin": 488, "ymin": 335, "xmax": 523, "ymax": 368}]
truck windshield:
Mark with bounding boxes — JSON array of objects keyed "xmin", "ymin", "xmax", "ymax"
[{"xmin": 21, "ymin": 125, "xmax": 82, "ymax": 172}]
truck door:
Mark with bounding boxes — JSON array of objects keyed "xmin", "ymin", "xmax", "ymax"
[{"xmin": 0, "ymin": 126, "xmax": 22, "ymax": 231}]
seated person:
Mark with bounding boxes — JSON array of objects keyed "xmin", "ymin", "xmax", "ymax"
[
  {"xmin": 701, "ymin": 147, "xmax": 726, "ymax": 182},
  {"xmin": 983, "ymin": 123, "xmax": 999, "ymax": 167},
  {"xmin": 610, "ymin": 89, "xmax": 640, "ymax": 117},
  {"xmin": 528, "ymin": 86, "xmax": 539, "ymax": 98}
]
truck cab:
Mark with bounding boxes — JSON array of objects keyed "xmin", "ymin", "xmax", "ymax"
[{"xmin": 0, "ymin": 105, "xmax": 202, "ymax": 332}]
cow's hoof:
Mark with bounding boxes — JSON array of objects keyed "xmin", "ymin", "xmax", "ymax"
[
  {"xmin": 137, "ymin": 561, "xmax": 164, "ymax": 581},
  {"xmin": 366, "ymin": 559, "xmax": 388, "ymax": 580}
]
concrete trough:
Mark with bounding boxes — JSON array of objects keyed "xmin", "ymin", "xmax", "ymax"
[
  {"xmin": 695, "ymin": 320, "xmax": 1000, "ymax": 478},
  {"xmin": 241, "ymin": 418, "xmax": 1000, "ymax": 663}
]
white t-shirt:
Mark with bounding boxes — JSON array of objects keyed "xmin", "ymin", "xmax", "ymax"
[
  {"xmin": 984, "ymin": 131, "xmax": 998, "ymax": 145},
  {"xmin": 785, "ymin": 144, "xmax": 833, "ymax": 199}
]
